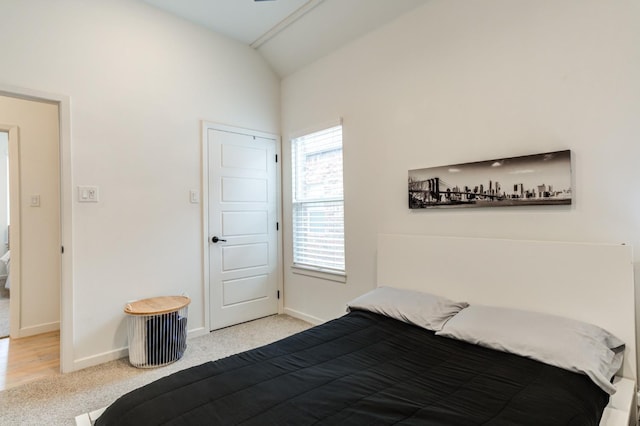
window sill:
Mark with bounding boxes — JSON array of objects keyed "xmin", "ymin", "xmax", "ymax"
[{"xmin": 291, "ymin": 266, "xmax": 347, "ymax": 283}]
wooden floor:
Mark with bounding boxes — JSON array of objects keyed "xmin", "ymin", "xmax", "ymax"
[{"xmin": 0, "ymin": 331, "xmax": 60, "ymax": 391}]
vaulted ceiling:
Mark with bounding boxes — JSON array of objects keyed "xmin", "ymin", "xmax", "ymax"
[{"xmin": 142, "ymin": 0, "xmax": 427, "ymax": 77}]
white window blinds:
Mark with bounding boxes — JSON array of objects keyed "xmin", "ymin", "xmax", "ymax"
[{"xmin": 291, "ymin": 125, "xmax": 344, "ymax": 273}]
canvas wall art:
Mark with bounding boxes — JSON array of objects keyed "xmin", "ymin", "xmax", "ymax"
[{"xmin": 408, "ymin": 150, "xmax": 572, "ymax": 209}]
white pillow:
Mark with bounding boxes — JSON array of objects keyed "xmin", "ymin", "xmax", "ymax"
[
  {"xmin": 346, "ymin": 286, "xmax": 468, "ymax": 332},
  {"xmin": 436, "ymin": 305, "xmax": 625, "ymax": 395}
]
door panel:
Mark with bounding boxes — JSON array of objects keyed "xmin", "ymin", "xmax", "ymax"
[
  {"xmin": 221, "ymin": 177, "xmax": 267, "ymax": 202},
  {"xmin": 222, "ymin": 275, "xmax": 269, "ymax": 306},
  {"xmin": 209, "ymin": 129, "xmax": 278, "ymax": 330},
  {"xmin": 222, "ymin": 244, "xmax": 268, "ymax": 271},
  {"xmin": 222, "ymin": 145, "xmax": 268, "ymax": 170},
  {"xmin": 222, "ymin": 211, "xmax": 268, "ymax": 236}
]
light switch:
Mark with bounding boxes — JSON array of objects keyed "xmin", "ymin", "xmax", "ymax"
[
  {"xmin": 78, "ymin": 186, "xmax": 99, "ymax": 203},
  {"xmin": 30, "ymin": 195, "xmax": 40, "ymax": 207},
  {"xmin": 189, "ymin": 190, "xmax": 200, "ymax": 204}
]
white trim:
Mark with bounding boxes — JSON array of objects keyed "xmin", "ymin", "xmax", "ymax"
[
  {"xmin": 58, "ymin": 92, "xmax": 73, "ymax": 373},
  {"xmin": 1, "ymin": 125, "xmax": 21, "ymax": 339},
  {"xmin": 0, "ymin": 83, "xmax": 73, "ymax": 373},
  {"xmin": 291, "ymin": 265, "xmax": 346, "ymax": 283},
  {"xmin": 200, "ymin": 122, "xmax": 211, "ymax": 335},
  {"xmin": 15, "ymin": 321, "xmax": 60, "ymax": 338},
  {"xmin": 275, "ymin": 136, "xmax": 284, "ymax": 315},
  {"xmin": 184, "ymin": 326, "xmax": 208, "ymax": 339},
  {"xmin": 203, "ymin": 122, "xmax": 279, "ymax": 141},
  {"xmin": 283, "ymin": 307, "xmax": 325, "ymax": 326},
  {"xmin": 72, "ymin": 347, "xmax": 129, "ymax": 371},
  {"xmin": 250, "ymin": 0, "xmax": 325, "ymax": 49},
  {"xmin": 72, "ymin": 327, "xmax": 207, "ymax": 371}
]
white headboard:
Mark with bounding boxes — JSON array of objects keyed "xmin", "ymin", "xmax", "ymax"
[{"xmin": 377, "ymin": 234, "xmax": 637, "ymax": 381}]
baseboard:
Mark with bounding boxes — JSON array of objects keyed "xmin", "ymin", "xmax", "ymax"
[
  {"xmin": 16, "ymin": 321, "xmax": 59, "ymax": 338},
  {"xmin": 73, "ymin": 347, "xmax": 129, "ymax": 371},
  {"xmin": 71, "ymin": 327, "xmax": 209, "ymax": 372},
  {"xmin": 187, "ymin": 326, "xmax": 208, "ymax": 338},
  {"xmin": 283, "ymin": 308, "xmax": 325, "ymax": 325}
]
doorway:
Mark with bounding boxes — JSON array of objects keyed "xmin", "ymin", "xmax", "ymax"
[
  {"xmin": 204, "ymin": 123, "xmax": 282, "ymax": 331},
  {"xmin": 0, "ymin": 94, "xmax": 61, "ymax": 386},
  {"xmin": 0, "ymin": 131, "xmax": 8, "ymax": 339}
]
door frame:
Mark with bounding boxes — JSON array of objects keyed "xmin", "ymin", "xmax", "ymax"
[
  {"xmin": 201, "ymin": 121, "xmax": 282, "ymax": 332},
  {"xmin": 0, "ymin": 85, "xmax": 73, "ymax": 373}
]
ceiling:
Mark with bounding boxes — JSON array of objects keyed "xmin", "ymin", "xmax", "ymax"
[{"xmin": 142, "ymin": 0, "xmax": 427, "ymax": 77}]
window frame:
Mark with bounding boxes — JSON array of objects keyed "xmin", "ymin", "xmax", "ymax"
[{"xmin": 290, "ymin": 123, "xmax": 346, "ymax": 283}]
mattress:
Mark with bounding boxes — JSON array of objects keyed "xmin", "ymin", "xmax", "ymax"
[{"xmin": 95, "ymin": 310, "xmax": 608, "ymax": 425}]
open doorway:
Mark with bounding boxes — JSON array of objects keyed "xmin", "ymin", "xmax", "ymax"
[
  {"xmin": 0, "ymin": 94, "xmax": 61, "ymax": 389},
  {"xmin": 0, "ymin": 95, "xmax": 60, "ymax": 341},
  {"xmin": 0, "ymin": 131, "xmax": 8, "ymax": 339}
]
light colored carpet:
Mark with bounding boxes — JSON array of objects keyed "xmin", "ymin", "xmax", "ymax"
[
  {"xmin": 0, "ymin": 314, "xmax": 312, "ymax": 426},
  {"xmin": 0, "ymin": 286, "xmax": 9, "ymax": 338}
]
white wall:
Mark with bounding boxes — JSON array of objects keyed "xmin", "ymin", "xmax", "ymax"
[
  {"xmin": 0, "ymin": 0, "xmax": 280, "ymax": 369},
  {"xmin": 281, "ymin": 0, "xmax": 640, "ymax": 322}
]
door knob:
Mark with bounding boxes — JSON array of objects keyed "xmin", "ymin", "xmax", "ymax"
[{"xmin": 212, "ymin": 236, "xmax": 227, "ymax": 243}]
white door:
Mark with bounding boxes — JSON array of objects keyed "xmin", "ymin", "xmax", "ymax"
[{"xmin": 208, "ymin": 128, "xmax": 279, "ymax": 330}]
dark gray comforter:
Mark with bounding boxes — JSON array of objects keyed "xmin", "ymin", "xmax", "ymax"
[{"xmin": 96, "ymin": 310, "xmax": 608, "ymax": 425}]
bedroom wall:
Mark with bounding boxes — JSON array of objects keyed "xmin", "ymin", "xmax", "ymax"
[
  {"xmin": 0, "ymin": 0, "xmax": 280, "ymax": 369},
  {"xmin": 281, "ymin": 0, "xmax": 640, "ymax": 322}
]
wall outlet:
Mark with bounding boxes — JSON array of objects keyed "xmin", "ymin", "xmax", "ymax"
[{"xmin": 78, "ymin": 186, "xmax": 99, "ymax": 202}]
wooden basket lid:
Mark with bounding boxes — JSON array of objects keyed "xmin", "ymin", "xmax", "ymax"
[{"xmin": 124, "ymin": 296, "xmax": 191, "ymax": 315}]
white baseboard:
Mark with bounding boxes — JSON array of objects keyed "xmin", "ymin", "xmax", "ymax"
[
  {"xmin": 16, "ymin": 321, "xmax": 59, "ymax": 338},
  {"xmin": 70, "ymin": 327, "xmax": 209, "ymax": 372},
  {"xmin": 73, "ymin": 347, "xmax": 129, "ymax": 371},
  {"xmin": 283, "ymin": 308, "xmax": 325, "ymax": 326},
  {"xmin": 187, "ymin": 326, "xmax": 208, "ymax": 338}
]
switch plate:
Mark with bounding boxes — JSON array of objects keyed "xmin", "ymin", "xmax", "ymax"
[
  {"xmin": 30, "ymin": 195, "xmax": 40, "ymax": 207},
  {"xmin": 78, "ymin": 186, "xmax": 99, "ymax": 203},
  {"xmin": 189, "ymin": 189, "xmax": 200, "ymax": 204}
]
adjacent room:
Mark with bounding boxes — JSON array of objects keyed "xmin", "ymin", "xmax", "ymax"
[{"xmin": 0, "ymin": 0, "xmax": 639, "ymax": 424}]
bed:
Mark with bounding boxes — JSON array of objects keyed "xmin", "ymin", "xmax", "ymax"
[{"xmin": 87, "ymin": 235, "xmax": 637, "ymax": 426}]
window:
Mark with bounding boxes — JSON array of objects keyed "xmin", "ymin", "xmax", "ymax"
[{"xmin": 291, "ymin": 124, "xmax": 345, "ymax": 279}]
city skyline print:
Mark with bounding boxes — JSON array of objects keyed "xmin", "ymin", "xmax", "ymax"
[{"xmin": 408, "ymin": 150, "xmax": 572, "ymax": 209}]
